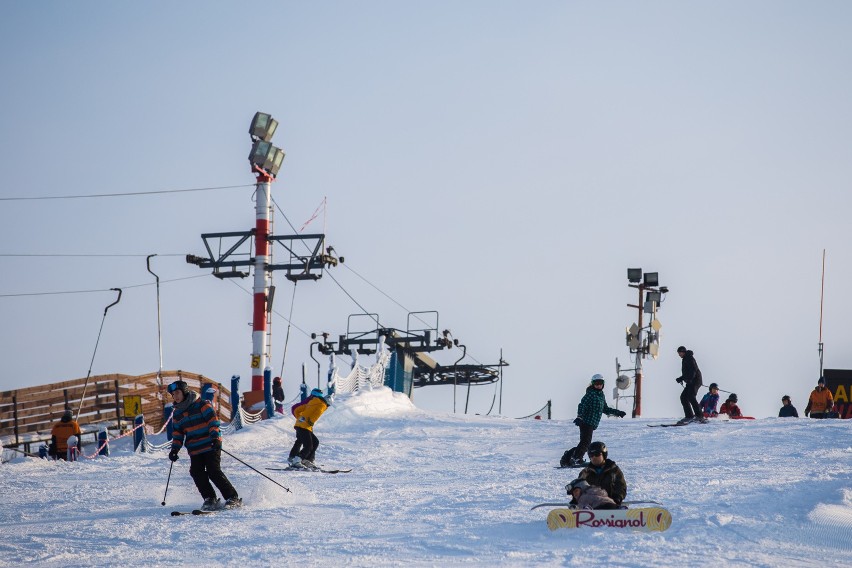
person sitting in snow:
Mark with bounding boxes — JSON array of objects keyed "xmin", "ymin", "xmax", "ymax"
[
  {"xmin": 565, "ymin": 478, "xmax": 619, "ymax": 510},
  {"xmin": 577, "ymin": 441, "xmax": 627, "ymax": 507},
  {"xmin": 50, "ymin": 408, "xmax": 82, "ymax": 461},
  {"xmin": 719, "ymin": 393, "xmax": 742, "ymax": 418},
  {"xmin": 560, "ymin": 375, "xmax": 626, "ymax": 467},
  {"xmin": 778, "ymin": 395, "xmax": 798, "ymax": 417},
  {"xmin": 288, "ymin": 388, "xmax": 329, "ymax": 469},
  {"xmin": 805, "ymin": 377, "xmax": 834, "ymax": 419},
  {"xmin": 272, "ymin": 376, "xmax": 285, "ymax": 415},
  {"xmin": 699, "ymin": 383, "xmax": 720, "ymax": 418}
]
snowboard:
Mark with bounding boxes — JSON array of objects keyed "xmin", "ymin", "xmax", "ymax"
[
  {"xmin": 555, "ymin": 462, "xmax": 590, "ymax": 469},
  {"xmin": 545, "ymin": 506, "xmax": 672, "ymax": 532}
]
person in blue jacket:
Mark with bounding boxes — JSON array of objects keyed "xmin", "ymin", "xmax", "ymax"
[
  {"xmin": 778, "ymin": 395, "xmax": 799, "ymax": 417},
  {"xmin": 560, "ymin": 375, "xmax": 625, "ymax": 467}
]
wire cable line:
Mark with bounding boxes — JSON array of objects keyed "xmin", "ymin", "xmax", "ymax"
[{"xmin": 0, "ymin": 184, "xmax": 255, "ymax": 201}]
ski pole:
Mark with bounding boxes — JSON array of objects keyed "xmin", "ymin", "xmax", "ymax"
[
  {"xmin": 220, "ymin": 447, "xmax": 292, "ymax": 493},
  {"xmin": 162, "ymin": 460, "xmax": 174, "ymax": 506}
]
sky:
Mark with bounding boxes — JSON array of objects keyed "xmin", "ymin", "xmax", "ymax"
[
  {"xmin": 1, "ymin": 2, "xmax": 852, "ymax": 419},
  {"xmin": 1, "ymin": 388, "xmax": 851, "ymax": 566}
]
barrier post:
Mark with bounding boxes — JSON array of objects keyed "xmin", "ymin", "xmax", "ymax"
[
  {"xmin": 133, "ymin": 415, "xmax": 145, "ymax": 452},
  {"xmin": 98, "ymin": 429, "xmax": 110, "ymax": 456},
  {"xmin": 263, "ymin": 367, "xmax": 275, "ymax": 419},
  {"xmin": 230, "ymin": 375, "xmax": 243, "ymax": 431}
]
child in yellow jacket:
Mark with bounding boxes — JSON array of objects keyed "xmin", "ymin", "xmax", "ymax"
[{"xmin": 288, "ymin": 388, "xmax": 329, "ymax": 469}]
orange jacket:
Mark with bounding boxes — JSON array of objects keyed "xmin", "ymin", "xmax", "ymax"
[
  {"xmin": 293, "ymin": 396, "xmax": 328, "ymax": 431},
  {"xmin": 51, "ymin": 420, "xmax": 82, "ymax": 452},
  {"xmin": 806, "ymin": 387, "xmax": 834, "ymax": 414}
]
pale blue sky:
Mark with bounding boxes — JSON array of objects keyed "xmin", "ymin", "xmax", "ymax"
[{"xmin": 2, "ymin": 1, "xmax": 851, "ymax": 418}]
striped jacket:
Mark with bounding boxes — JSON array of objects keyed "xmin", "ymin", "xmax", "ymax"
[{"xmin": 171, "ymin": 393, "xmax": 221, "ymax": 457}]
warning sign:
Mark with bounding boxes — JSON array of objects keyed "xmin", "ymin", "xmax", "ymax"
[{"xmin": 123, "ymin": 395, "xmax": 142, "ymax": 417}]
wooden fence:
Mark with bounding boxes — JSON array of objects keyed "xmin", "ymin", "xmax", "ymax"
[{"xmin": 0, "ymin": 371, "xmax": 232, "ymax": 448}]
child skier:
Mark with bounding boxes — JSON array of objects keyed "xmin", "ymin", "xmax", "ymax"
[
  {"xmin": 288, "ymin": 388, "xmax": 329, "ymax": 469},
  {"xmin": 700, "ymin": 383, "xmax": 720, "ymax": 418},
  {"xmin": 720, "ymin": 393, "xmax": 742, "ymax": 418},
  {"xmin": 272, "ymin": 377, "xmax": 285, "ymax": 414},
  {"xmin": 560, "ymin": 375, "xmax": 626, "ymax": 467}
]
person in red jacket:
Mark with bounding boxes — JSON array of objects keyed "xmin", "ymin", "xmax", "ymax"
[
  {"xmin": 720, "ymin": 393, "xmax": 742, "ymax": 418},
  {"xmin": 288, "ymin": 388, "xmax": 329, "ymax": 469}
]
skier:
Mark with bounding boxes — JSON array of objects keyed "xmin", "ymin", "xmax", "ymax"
[
  {"xmin": 288, "ymin": 387, "xmax": 329, "ymax": 469},
  {"xmin": 699, "ymin": 383, "xmax": 720, "ymax": 418},
  {"xmin": 561, "ymin": 375, "xmax": 626, "ymax": 467},
  {"xmin": 577, "ymin": 441, "xmax": 627, "ymax": 507},
  {"xmin": 804, "ymin": 377, "xmax": 834, "ymax": 419},
  {"xmin": 167, "ymin": 380, "xmax": 241, "ymax": 511},
  {"xmin": 272, "ymin": 377, "xmax": 285, "ymax": 415},
  {"xmin": 50, "ymin": 409, "xmax": 82, "ymax": 461},
  {"xmin": 778, "ymin": 395, "xmax": 799, "ymax": 417},
  {"xmin": 719, "ymin": 393, "xmax": 742, "ymax": 418},
  {"xmin": 565, "ymin": 478, "xmax": 619, "ymax": 510},
  {"xmin": 675, "ymin": 346, "xmax": 705, "ymax": 424}
]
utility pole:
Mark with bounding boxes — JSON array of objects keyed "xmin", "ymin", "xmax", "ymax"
[{"xmin": 625, "ymin": 268, "xmax": 668, "ymax": 417}]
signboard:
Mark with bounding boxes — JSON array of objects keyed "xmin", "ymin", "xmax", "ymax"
[
  {"xmin": 822, "ymin": 369, "xmax": 852, "ymax": 419},
  {"xmin": 123, "ymin": 395, "xmax": 142, "ymax": 417}
]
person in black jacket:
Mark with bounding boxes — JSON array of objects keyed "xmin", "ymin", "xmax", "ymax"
[
  {"xmin": 675, "ymin": 346, "xmax": 705, "ymax": 424},
  {"xmin": 577, "ymin": 441, "xmax": 627, "ymax": 507},
  {"xmin": 778, "ymin": 395, "xmax": 799, "ymax": 417},
  {"xmin": 272, "ymin": 376, "xmax": 286, "ymax": 415}
]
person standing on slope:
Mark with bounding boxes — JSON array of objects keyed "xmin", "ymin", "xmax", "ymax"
[
  {"xmin": 561, "ymin": 375, "xmax": 626, "ymax": 467},
  {"xmin": 804, "ymin": 377, "xmax": 834, "ymax": 419},
  {"xmin": 675, "ymin": 346, "xmax": 705, "ymax": 424},
  {"xmin": 778, "ymin": 395, "xmax": 799, "ymax": 417},
  {"xmin": 168, "ymin": 380, "xmax": 241, "ymax": 511},
  {"xmin": 288, "ymin": 388, "xmax": 330, "ymax": 469},
  {"xmin": 577, "ymin": 441, "xmax": 627, "ymax": 507},
  {"xmin": 272, "ymin": 376, "xmax": 286, "ymax": 415}
]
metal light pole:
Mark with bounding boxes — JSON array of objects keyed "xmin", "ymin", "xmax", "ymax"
[{"xmin": 625, "ymin": 269, "xmax": 667, "ymax": 418}]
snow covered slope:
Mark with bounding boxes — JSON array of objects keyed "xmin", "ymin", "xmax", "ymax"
[{"xmin": 1, "ymin": 388, "xmax": 851, "ymax": 567}]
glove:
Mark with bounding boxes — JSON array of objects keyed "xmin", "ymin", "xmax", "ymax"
[
  {"xmin": 168, "ymin": 449, "xmax": 179, "ymax": 462},
  {"xmin": 676, "ymin": 377, "xmax": 684, "ymax": 384},
  {"xmin": 211, "ymin": 439, "xmax": 222, "ymax": 450},
  {"xmin": 804, "ymin": 411, "xmax": 809, "ymax": 417},
  {"xmin": 573, "ymin": 418, "xmax": 583, "ymax": 426},
  {"xmin": 616, "ymin": 410, "xmax": 627, "ymax": 418}
]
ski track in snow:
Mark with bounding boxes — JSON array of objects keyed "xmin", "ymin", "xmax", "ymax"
[{"xmin": 1, "ymin": 388, "xmax": 851, "ymax": 567}]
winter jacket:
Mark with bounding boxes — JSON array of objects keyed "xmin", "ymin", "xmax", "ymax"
[
  {"xmin": 579, "ymin": 459, "xmax": 627, "ymax": 505},
  {"xmin": 293, "ymin": 395, "xmax": 328, "ymax": 432},
  {"xmin": 719, "ymin": 401, "xmax": 742, "ymax": 418},
  {"xmin": 805, "ymin": 387, "xmax": 833, "ymax": 416},
  {"xmin": 676, "ymin": 350, "xmax": 702, "ymax": 387},
  {"xmin": 778, "ymin": 404, "xmax": 799, "ymax": 418},
  {"xmin": 700, "ymin": 392, "xmax": 719, "ymax": 417},
  {"xmin": 272, "ymin": 384, "xmax": 285, "ymax": 403},
  {"xmin": 170, "ymin": 391, "xmax": 221, "ymax": 457},
  {"xmin": 570, "ymin": 485, "xmax": 618, "ymax": 510},
  {"xmin": 51, "ymin": 415, "xmax": 82, "ymax": 454},
  {"xmin": 576, "ymin": 386, "xmax": 621, "ymax": 430}
]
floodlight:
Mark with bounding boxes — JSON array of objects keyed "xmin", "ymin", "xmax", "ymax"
[
  {"xmin": 248, "ymin": 140, "xmax": 285, "ymax": 177},
  {"xmin": 627, "ymin": 268, "xmax": 642, "ymax": 283},
  {"xmin": 643, "ymin": 272, "xmax": 659, "ymax": 286},
  {"xmin": 249, "ymin": 112, "xmax": 278, "ymax": 142},
  {"xmin": 646, "ymin": 291, "xmax": 662, "ymax": 303},
  {"xmin": 643, "ymin": 300, "xmax": 656, "ymax": 314}
]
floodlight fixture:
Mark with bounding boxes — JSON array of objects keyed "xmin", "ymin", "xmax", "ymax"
[
  {"xmin": 643, "ymin": 272, "xmax": 659, "ymax": 286},
  {"xmin": 627, "ymin": 268, "xmax": 642, "ymax": 283},
  {"xmin": 249, "ymin": 112, "xmax": 278, "ymax": 142},
  {"xmin": 248, "ymin": 140, "xmax": 285, "ymax": 177},
  {"xmin": 646, "ymin": 291, "xmax": 662, "ymax": 303}
]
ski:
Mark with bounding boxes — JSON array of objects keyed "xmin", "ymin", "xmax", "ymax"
[
  {"xmin": 554, "ymin": 462, "xmax": 590, "ymax": 469},
  {"xmin": 530, "ymin": 500, "xmax": 662, "ymax": 510},
  {"xmin": 171, "ymin": 509, "xmax": 219, "ymax": 516},
  {"xmin": 171, "ymin": 511, "xmax": 193, "ymax": 516},
  {"xmin": 267, "ymin": 466, "xmax": 352, "ymax": 474}
]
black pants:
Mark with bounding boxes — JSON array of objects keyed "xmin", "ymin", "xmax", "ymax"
[
  {"xmin": 189, "ymin": 449, "xmax": 238, "ymax": 501},
  {"xmin": 575, "ymin": 421, "xmax": 595, "ymax": 461},
  {"xmin": 289, "ymin": 427, "xmax": 319, "ymax": 462},
  {"xmin": 680, "ymin": 381, "xmax": 702, "ymax": 419}
]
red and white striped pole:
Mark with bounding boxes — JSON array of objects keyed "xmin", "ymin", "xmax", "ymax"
[{"xmin": 251, "ymin": 171, "xmax": 273, "ymax": 391}]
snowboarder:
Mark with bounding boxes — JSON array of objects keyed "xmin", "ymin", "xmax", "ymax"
[
  {"xmin": 565, "ymin": 478, "xmax": 619, "ymax": 510},
  {"xmin": 561, "ymin": 375, "xmax": 626, "ymax": 467},
  {"xmin": 719, "ymin": 393, "xmax": 742, "ymax": 418},
  {"xmin": 700, "ymin": 383, "xmax": 720, "ymax": 418},
  {"xmin": 272, "ymin": 376, "xmax": 285, "ymax": 415},
  {"xmin": 804, "ymin": 377, "xmax": 834, "ymax": 419},
  {"xmin": 50, "ymin": 408, "xmax": 82, "ymax": 461},
  {"xmin": 675, "ymin": 346, "xmax": 705, "ymax": 424},
  {"xmin": 288, "ymin": 387, "xmax": 329, "ymax": 469},
  {"xmin": 778, "ymin": 395, "xmax": 798, "ymax": 418},
  {"xmin": 167, "ymin": 380, "xmax": 241, "ymax": 511},
  {"xmin": 577, "ymin": 441, "xmax": 627, "ymax": 507}
]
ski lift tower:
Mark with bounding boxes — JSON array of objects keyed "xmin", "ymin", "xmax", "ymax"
[
  {"xmin": 623, "ymin": 268, "xmax": 668, "ymax": 417},
  {"xmin": 187, "ymin": 112, "xmax": 340, "ymax": 405}
]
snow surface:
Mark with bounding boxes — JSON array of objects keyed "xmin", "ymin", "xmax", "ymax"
[{"xmin": 1, "ymin": 387, "xmax": 851, "ymax": 567}]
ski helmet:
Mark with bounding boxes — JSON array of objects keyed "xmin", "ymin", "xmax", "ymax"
[
  {"xmin": 708, "ymin": 383, "xmax": 719, "ymax": 390},
  {"xmin": 590, "ymin": 374, "xmax": 605, "ymax": 386},
  {"xmin": 273, "ymin": 376, "xmax": 282, "ymax": 384},
  {"xmin": 566, "ymin": 479, "xmax": 590, "ymax": 494},
  {"xmin": 728, "ymin": 393, "xmax": 738, "ymax": 403},
  {"xmin": 782, "ymin": 395, "xmax": 791, "ymax": 402},
  {"xmin": 588, "ymin": 441, "xmax": 608, "ymax": 459},
  {"xmin": 310, "ymin": 388, "xmax": 325, "ymax": 399},
  {"xmin": 167, "ymin": 380, "xmax": 189, "ymax": 396}
]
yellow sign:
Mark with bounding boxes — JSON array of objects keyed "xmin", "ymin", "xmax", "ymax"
[
  {"xmin": 123, "ymin": 395, "xmax": 142, "ymax": 417},
  {"xmin": 251, "ymin": 354, "xmax": 261, "ymax": 368}
]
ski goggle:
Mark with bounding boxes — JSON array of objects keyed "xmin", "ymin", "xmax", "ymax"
[
  {"xmin": 588, "ymin": 450, "xmax": 603, "ymax": 457},
  {"xmin": 167, "ymin": 382, "xmax": 182, "ymax": 393}
]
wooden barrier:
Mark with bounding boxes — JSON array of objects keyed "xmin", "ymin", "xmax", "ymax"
[{"xmin": 0, "ymin": 371, "xmax": 232, "ymax": 448}]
